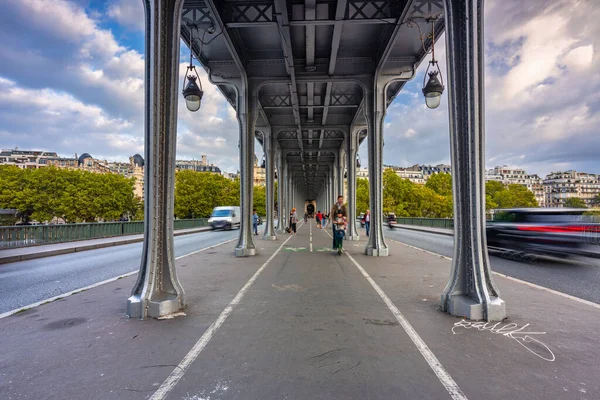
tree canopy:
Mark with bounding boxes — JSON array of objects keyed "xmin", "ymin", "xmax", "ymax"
[
  {"xmin": 174, "ymin": 170, "xmax": 240, "ymax": 219},
  {"xmin": 564, "ymin": 197, "xmax": 587, "ymax": 208},
  {"xmin": 0, "ymin": 166, "xmax": 139, "ymax": 223}
]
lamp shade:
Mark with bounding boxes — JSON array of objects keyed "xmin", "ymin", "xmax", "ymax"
[
  {"xmin": 422, "ymin": 71, "xmax": 444, "ymax": 109},
  {"xmin": 182, "ymin": 76, "xmax": 203, "ymax": 112}
]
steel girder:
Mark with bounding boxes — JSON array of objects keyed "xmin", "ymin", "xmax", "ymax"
[
  {"xmin": 440, "ymin": 0, "xmax": 505, "ymax": 322},
  {"xmin": 128, "ymin": 0, "xmax": 186, "ymax": 319}
]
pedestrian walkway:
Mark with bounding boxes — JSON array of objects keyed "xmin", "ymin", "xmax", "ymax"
[
  {"xmin": 1, "ymin": 220, "xmax": 599, "ymax": 399},
  {"xmin": 0, "ymin": 226, "xmax": 211, "ymax": 265}
]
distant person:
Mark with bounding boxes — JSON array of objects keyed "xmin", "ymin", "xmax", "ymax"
[
  {"xmin": 252, "ymin": 209, "xmax": 259, "ymax": 236},
  {"xmin": 316, "ymin": 210, "xmax": 323, "ymax": 229},
  {"xmin": 322, "ymin": 212, "xmax": 328, "ymax": 229},
  {"xmin": 364, "ymin": 210, "xmax": 371, "ymax": 236},
  {"xmin": 290, "ymin": 208, "xmax": 298, "ymax": 235}
]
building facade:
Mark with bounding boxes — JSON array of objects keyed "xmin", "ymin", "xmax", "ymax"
[
  {"xmin": 544, "ymin": 171, "xmax": 600, "ymax": 208},
  {"xmin": 253, "ymin": 156, "xmax": 266, "ymax": 186},
  {"xmin": 0, "ymin": 148, "xmax": 60, "ymax": 169},
  {"xmin": 485, "ymin": 165, "xmax": 545, "ymax": 207}
]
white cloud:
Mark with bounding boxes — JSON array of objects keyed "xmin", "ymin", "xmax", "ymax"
[
  {"xmin": 108, "ymin": 0, "xmax": 145, "ymax": 32},
  {"xmin": 404, "ymin": 128, "xmax": 418, "ymax": 138},
  {"xmin": 562, "ymin": 45, "xmax": 594, "ymax": 71},
  {"xmin": 381, "ymin": 0, "xmax": 600, "ymax": 177}
]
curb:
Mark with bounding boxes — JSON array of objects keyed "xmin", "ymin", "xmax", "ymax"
[
  {"xmin": 0, "ymin": 227, "xmax": 212, "ymax": 265},
  {"xmin": 391, "ymin": 224, "xmax": 454, "ymax": 237}
]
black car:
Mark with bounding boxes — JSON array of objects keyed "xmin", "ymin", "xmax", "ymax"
[{"xmin": 486, "ymin": 208, "xmax": 600, "ymax": 260}]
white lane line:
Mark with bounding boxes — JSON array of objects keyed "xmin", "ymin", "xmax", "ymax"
[
  {"xmin": 344, "ymin": 251, "xmax": 467, "ymax": 400},
  {"xmin": 175, "ymin": 238, "xmax": 237, "ymax": 260},
  {"xmin": 0, "ymin": 237, "xmax": 237, "ymax": 320},
  {"xmin": 310, "ymin": 219, "xmax": 313, "ymax": 252},
  {"xmin": 388, "ymin": 238, "xmax": 600, "ymax": 310},
  {"xmin": 150, "ymin": 233, "xmax": 295, "ymax": 400}
]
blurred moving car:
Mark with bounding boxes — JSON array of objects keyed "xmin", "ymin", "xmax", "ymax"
[
  {"xmin": 208, "ymin": 206, "xmax": 241, "ymax": 230},
  {"xmin": 486, "ymin": 208, "xmax": 600, "ymax": 260}
]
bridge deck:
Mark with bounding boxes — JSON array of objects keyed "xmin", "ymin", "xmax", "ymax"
[{"xmin": 1, "ymin": 221, "xmax": 598, "ymax": 399}]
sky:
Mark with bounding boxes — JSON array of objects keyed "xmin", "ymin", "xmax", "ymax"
[{"xmin": 0, "ymin": 0, "xmax": 599, "ymax": 177}]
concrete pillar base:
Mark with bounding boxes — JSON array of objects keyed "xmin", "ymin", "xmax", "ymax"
[
  {"xmin": 262, "ymin": 235, "xmax": 277, "ymax": 241},
  {"xmin": 346, "ymin": 235, "xmax": 360, "ymax": 241},
  {"xmin": 365, "ymin": 247, "xmax": 389, "ymax": 257},
  {"xmin": 127, "ymin": 294, "xmax": 184, "ymax": 319},
  {"xmin": 442, "ymin": 295, "xmax": 506, "ymax": 322},
  {"xmin": 235, "ymin": 247, "xmax": 256, "ymax": 257}
]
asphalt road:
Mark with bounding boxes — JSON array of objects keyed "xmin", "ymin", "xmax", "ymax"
[
  {"xmin": 3, "ymin": 224, "xmax": 599, "ymax": 315},
  {"xmin": 0, "ymin": 228, "xmax": 243, "ymax": 314},
  {"xmin": 385, "ymin": 227, "xmax": 600, "ymax": 305}
]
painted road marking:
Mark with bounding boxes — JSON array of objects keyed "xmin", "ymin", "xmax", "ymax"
[
  {"xmin": 345, "ymin": 251, "xmax": 468, "ymax": 400},
  {"xmin": 149, "ymin": 233, "xmax": 296, "ymax": 400},
  {"xmin": 310, "ymin": 219, "xmax": 313, "ymax": 252},
  {"xmin": 283, "ymin": 247, "xmax": 307, "ymax": 252},
  {"xmin": 0, "ymin": 237, "xmax": 238, "ymax": 320},
  {"xmin": 321, "ymin": 229, "xmax": 467, "ymax": 399},
  {"xmin": 388, "ymin": 239, "xmax": 600, "ymax": 310}
]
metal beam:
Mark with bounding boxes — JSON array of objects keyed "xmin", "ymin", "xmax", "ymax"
[
  {"xmin": 262, "ymin": 104, "xmax": 359, "ymax": 110},
  {"xmin": 329, "ymin": 0, "xmax": 348, "ymax": 75},
  {"xmin": 305, "ymin": 0, "xmax": 316, "ymax": 71},
  {"xmin": 274, "ymin": 0, "xmax": 303, "ymax": 155},
  {"xmin": 226, "ymin": 18, "xmax": 395, "ymax": 28}
]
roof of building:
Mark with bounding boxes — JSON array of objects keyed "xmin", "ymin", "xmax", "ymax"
[
  {"xmin": 132, "ymin": 154, "xmax": 144, "ymax": 167},
  {"xmin": 78, "ymin": 153, "xmax": 92, "ymax": 165}
]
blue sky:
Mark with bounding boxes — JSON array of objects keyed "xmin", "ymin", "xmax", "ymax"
[{"xmin": 1, "ymin": 0, "xmax": 599, "ymax": 176}]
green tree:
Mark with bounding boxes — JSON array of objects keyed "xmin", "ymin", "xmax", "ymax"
[
  {"xmin": 174, "ymin": 171, "xmax": 240, "ymax": 219},
  {"xmin": 493, "ymin": 184, "xmax": 538, "ymax": 208},
  {"xmin": 590, "ymin": 194, "xmax": 600, "ymax": 207},
  {"xmin": 253, "ymin": 185, "xmax": 266, "ymax": 216},
  {"xmin": 565, "ymin": 197, "xmax": 587, "ymax": 208},
  {"xmin": 486, "ymin": 181, "xmax": 505, "ymax": 200},
  {"xmin": 356, "ymin": 178, "xmax": 369, "ymax": 214},
  {"xmin": 425, "ymin": 172, "xmax": 452, "ymax": 196}
]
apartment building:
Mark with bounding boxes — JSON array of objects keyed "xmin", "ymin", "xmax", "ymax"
[
  {"xmin": 253, "ymin": 155, "xmax": 266, "ymax": 186},
  {"xmin": 544, "ymin": 171, "xmax": 600, "ymax": 208},
  {"xmin": 485, "ymin": 165, "xmax": 545, "ymax": 206},
  {"xmin": 0, "ymin": 148, "xmax": 60, "ymax": 169}
]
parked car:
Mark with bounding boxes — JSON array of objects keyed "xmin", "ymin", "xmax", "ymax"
[
  {"xmin": 486, "ymin": 208, "xmax": 600, "ymax": 260},
  {"xmin": 208, "ymin": 206, "xmax": 241, "ymax": 230}
]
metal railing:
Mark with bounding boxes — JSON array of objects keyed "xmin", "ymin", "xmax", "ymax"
[
  {"xmin": 394, "ymin": 218, "xmax": 454, "ymax": 229},
  {"xmin": 0, "ymin": 219, "xmax": 209, "ymax": 249}
]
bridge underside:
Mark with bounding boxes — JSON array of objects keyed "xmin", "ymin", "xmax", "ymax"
[{"xmin": 128, "ymin": 0, "xmax": 507, "ymax": 323}]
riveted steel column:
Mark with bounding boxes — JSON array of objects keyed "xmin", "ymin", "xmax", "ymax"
[
  {"xmin": 364, "ymin": 82, "xmax": 388, "ymax": 256},
  {"xmin": 346, "ymin": 127, "xmax": 359, "ymax": 240},
  {"xmin": 337, "ymin": 150, "xmax": 344, "ymax": 198},
  {"xmin": 263, "ymin": 130, "xmax": 277, "ymax": 240},
  {"xmin": 235, "ymin": 82, "xmax": 258, "ymax": 257},
  {"xmin": 278, "ymin": 155, "xmax": 287, "ymax": 233},
  {"xmin": 441, "ymin": 0, "xmax": 505, "ymax": 321},
  {"xmin": 127, "ymin": 0, "xmax": 185, "ymax": 319}
]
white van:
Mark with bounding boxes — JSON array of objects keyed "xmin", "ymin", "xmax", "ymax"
[{"xmin": 208, "ymin": 206, "xmax": 240, "ymax": 230}]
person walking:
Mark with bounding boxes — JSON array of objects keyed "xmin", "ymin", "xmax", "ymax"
[
  {"xmin": 330, "ymin": 195, "xmax": 347, "ymax": 250},
  {"xmin": 252, "ymin": 209, "xmax": 259, "ymax": 236},
  {"xmin": 289, "ymin": 208, "xmax": 298, "ymax": 235},
  {"xmin": 364, "ymin": 209, "xmax": 371, "ymax": 236},
  {"xmin": 316, "ymin": 210, "xmax": 323, "ymax": 229},
  {"xmin": 322, "ymin": 212, "xmax": 328, "ymax": 229}
]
